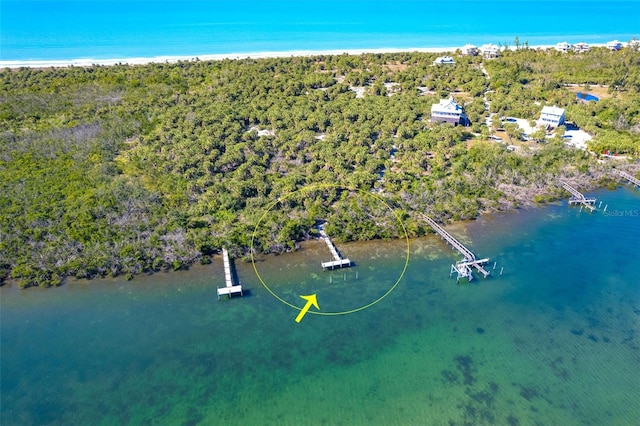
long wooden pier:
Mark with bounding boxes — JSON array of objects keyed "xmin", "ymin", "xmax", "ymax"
[
  {"xmin": 559, "ymin": 179, "xmax": 596, "ymax": 211},
  {"xmin": 217, "ymin": 248, "xmax": 243, "ymax": 300},
  {"xmin": 318, "ymin": 224, "xmax": 352, "ymax": 270},
  {"xmin": 421, "ymin": 215, "xmax": 490, "ymax": 282},
  {"xmin": 614, "ymin": 169, "xmax": 640, "ymax": 187}
]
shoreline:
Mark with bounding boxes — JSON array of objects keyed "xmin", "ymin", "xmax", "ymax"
[
  {"xmin": 2, "ymin": 179, "xmax": 638, "ymax": 291},
  {"xmin": 0, "ymin": 47, "xmax": 459, "ymax": 69},
  {"xmin": 0, "ymin": 43, "xmax": 617, "ymax": 69}
]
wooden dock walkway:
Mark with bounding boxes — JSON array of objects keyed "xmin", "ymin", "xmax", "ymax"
[
  {"xmin": 318, "ymin": 224, "xmax": 352, "ymax": 270},
  {"xmin": 559, "ymin": 179, "xmax": 596, "ymax": 211},
  {"xmin": 217, "ymin": 248, "xmax": 243, "ymax": 300},
  {"xmin": 614, "ymin": 170, "xmax": 640, "ymax": 187},
  {"xmin": 421, "ymin": 214, "xmax": 490, "ymax": 282}
]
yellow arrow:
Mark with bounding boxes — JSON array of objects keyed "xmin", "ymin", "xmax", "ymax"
[{"xmin": 295, "ymin": 294, "xmax": 319, "ymax": 323}]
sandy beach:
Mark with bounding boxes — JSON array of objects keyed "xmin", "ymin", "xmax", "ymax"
[
  {"xmin": 0, "ymin": 44, "xmax": 589, "ymax": 69},
  {"xmin": 0, "ymin": 47, "xmax": 456, "ymax": 69}
]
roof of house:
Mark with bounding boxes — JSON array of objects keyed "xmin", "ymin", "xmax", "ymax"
[
  {"xmin": 607, "ymin": 40, "xmax": 623, "ymax": 50},
  {"xmin": 540, "ymin": 105, "xmax": 565, "ymax": 116},
  {"xmin": 433, "ymin": 56, "xmax": 455, "ymax": 64},
  {"xmin": 431, "ymin": 97, "xmax": 463, "ymax": 113}
]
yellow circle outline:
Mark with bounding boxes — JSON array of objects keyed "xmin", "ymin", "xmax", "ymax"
[{"xmin": 250, "ymin": 184, "xmax": 410, "ymax": 316}]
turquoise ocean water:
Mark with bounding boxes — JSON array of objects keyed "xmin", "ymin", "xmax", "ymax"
[
  {"xmin": 1, "ymin": 187, "xmax": 639, "ymax": 424},
  {"xmin": 1, "ymin": 0, "xmax": 640, "ymax": 62}
]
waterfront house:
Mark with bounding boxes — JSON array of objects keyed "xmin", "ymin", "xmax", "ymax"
[
  {"xmin": 538, "ymin": 105, "xmax": 566, "ymax": 128},
  {"xmin": 606, "ymin": 40, "xmax": 623, "ymax": 51},
  {"xmin": 431, "ymin": 97, "xmax": 469, "ymax": 126},
  {"xmin": 433, "ymin": 55, "xmax": 455, "ymax": 65},
  {"xmin": 460, "ymin": 44, "xmax": 479, "ymax": 56},
  {"xmin": 572, "ymin": 42, "xmax": 590, "ymax": 53},
  {"xmin": 555, "ymin": 42, "xmax": 572, "ymax": 53},
  {"xmin": 481, "ymin": 44, "xmax": 500, "ymax": 58}
]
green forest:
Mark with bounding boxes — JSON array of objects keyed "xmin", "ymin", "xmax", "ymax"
[{"xmin": 1, "ymin": 46, "xmax": 639, "ymax": 287}]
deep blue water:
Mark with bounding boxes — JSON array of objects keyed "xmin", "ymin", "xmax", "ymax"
[{"xmin": 2, "ymin": 0, "xmax": 639, "ymax": 61}]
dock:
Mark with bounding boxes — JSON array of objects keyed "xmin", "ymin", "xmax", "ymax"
[
  {"xmin": 614, "ymin": 169, "xmax": 640, "ymax": 187},
  {"xmin": 559, "ymin": 179, "xmax": 596, "ymax": 211},
  {"xmin": 421, "ymin": 214, "xmax": 490, "ymax": 282},
  {"xmin": 318, "ymin": 224, "xmax": 352, "ymax": 270},
  {"xmin": 217, "ymin": 248, "xmax": 243, "ymax": 300}
]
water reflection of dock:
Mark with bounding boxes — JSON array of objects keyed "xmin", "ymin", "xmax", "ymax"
[
  {"xmin": 318, "ymin": 224, "xmax": 352, "ymax": 270},
  {"xmin": 217, "ymin": 248, "xmax": 244, "ymax": 300},
  {"xmin": 421, "ymin": 214, "xmax": 490, "ymax": 282}
]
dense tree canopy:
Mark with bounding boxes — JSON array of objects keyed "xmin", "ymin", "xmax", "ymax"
[{"xmin": 1, "ymin": 46, "xmax": 639, "ymax": 287}]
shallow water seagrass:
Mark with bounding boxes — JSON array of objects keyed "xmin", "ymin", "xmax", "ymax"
[{"xmin": 1, "ymin": 187, "xmax": 639, "ymax": 425}]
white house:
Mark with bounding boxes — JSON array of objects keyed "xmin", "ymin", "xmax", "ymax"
[
  {"xmin": 628, "ymin": 39, "xmax": 640, "ymax": 50},
  {"xmin": 572, "ymin": 42, "xmax": 590, "ymax": 53},
  {"xmin": 433, "ymin": 55, "xmax": 455, "ymax": 65},
  {"xmin": 555, "ymin": 42, "xmax": 572, "ymax": 53},
  {"xmin": 460, "ymin": 44, "xmax": 478, "ymax": 56},
  {"xmin": 606, "ymin": 40, "xmax": 623, "ymax": 51},
  {"xmin": 431, "ymin": 97, "xmax": 469, "ymax": 126},
  {"xmin": 481, "ymin": 44, "xmax": 500, "ymax": 58},
  {"xmin": 538, "ymin": 105, "xmax": 566, "ymax": 128}
]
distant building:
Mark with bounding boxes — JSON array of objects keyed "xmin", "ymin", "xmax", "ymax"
[
  {"xmin": 460, "ymin": 44, "xmax": 478, "ymax": 56},
  {"xmin": 555, "ymin": 42, "xmax": 572, "ymax": 53},
  {"xmin": 481, "ymin": 44, "xmax": 500, "ymax": 58},
  {"xmin": 606, "ymin": 40, "xmax": 623, "ymax": 51},
  {"xmin": 629, "ymin": 39, "xmax": 640, "ymax": 50},
  {"xmin": 538, "ymin": 105, "xmax": 566, "ymax": 128},
  {"xmin": 572, "ymin": 42, "xmax": 590, "ymax": 53},
  {"xmin": 431, "ymin": 97, "xmax": 469, "ymax": 126},
  {"xmin": 433, "ymin": 55, "xmax": 455, "ymax": 65}
]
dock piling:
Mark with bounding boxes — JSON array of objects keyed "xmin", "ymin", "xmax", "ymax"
[
  {"xmin": 560, "ymin": 179, "xmax": 596, "ymax": 211},
  {"xmin": 319, "ymin": 223, "xmax": 352, "ymax": 270},
  {"xmin": 216, "ymin": 248, "xmax": 244, "ymax": 300},
  {"xmin": 613, "ymin": 169, "xmax": 640, "ymax": 188},
  {"xmin": 423, "ymin": 214, "xmax": 492, "ymax": 282}
]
